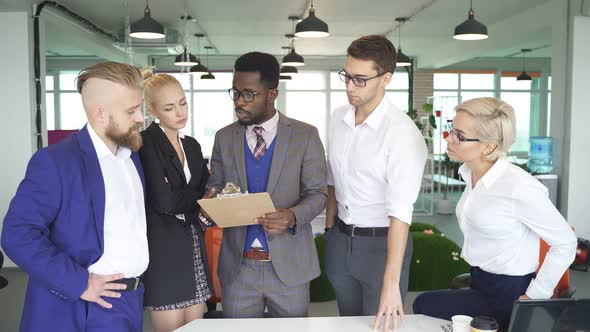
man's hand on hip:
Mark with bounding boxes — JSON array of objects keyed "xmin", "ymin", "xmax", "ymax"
[
  {"xmin": 80, "ymin": 273, "xmax": 127, "ymax": 309},
  {"xmin": 373, "ymin": 281, "xmax": 404, "ymax": 332},
  {"xmin": 257, "ymin": 208, "xmax": 296, "ymax": 235}
]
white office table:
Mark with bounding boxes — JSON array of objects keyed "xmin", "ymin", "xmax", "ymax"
[{"xmin": 175, "ymin": 314, "xmax": 451, "ymax": 332}]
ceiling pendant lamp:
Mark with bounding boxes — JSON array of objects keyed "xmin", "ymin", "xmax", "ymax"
[
  {"xmin": 394, "ymin": 17, "xmax": 412, "ymax": 67},
  {"xmin": 295, "ymin": 1, "xmax": 329, "ymax": 38},
  {"xmin": 129, "ymin": 0, "xmax": 165, "ymax": 39},
  {"xmin": 453, "ymin": 0, "xmax": 488, "ymax": 41},
  {"xmin": 190, "ymin": 33, "xmax": 209, "ymax": 75},
  {"xmin": 175, "ymin": 15, "xmax": 198, "ymax": 66},
  {"xmin": 282, "ymin": 34, "xmax": 304, "ymax": 67},
  {"xmin": 517, "ymin": 49, "xmax": 532, "ymax": 81},
  {"xmin": 175, "ymin": 47, "xmax": 198, "ymax": 66},
  {"xmin": 280, "ymin": 66, "xmax": 298, "ymax": 77},
  {"xmin": 201, "ymin": 46, "xmax": 215, "ymax": 80},
  {"xmin": 279, "ymin": 75, "xmax": 292, "ymax": 82}
]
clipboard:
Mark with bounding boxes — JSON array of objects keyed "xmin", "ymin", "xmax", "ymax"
[{"xmin": 197, "ymin": 192, "xmax": 276, "ymax": 228}]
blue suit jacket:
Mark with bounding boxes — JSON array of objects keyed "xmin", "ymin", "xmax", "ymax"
[{"xmin": 1, "ymin": 125, "xmax": 145, "ymax": 332}]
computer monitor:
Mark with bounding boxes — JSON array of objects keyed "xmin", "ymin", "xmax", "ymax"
[{"xmin": 508, "ymin": 298, "xmax": 590, "ymax": 332}]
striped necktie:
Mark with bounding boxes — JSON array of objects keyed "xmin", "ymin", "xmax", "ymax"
[{"xmin": 253, "ymin": 126, "xmax": 267, "ymax": 160}]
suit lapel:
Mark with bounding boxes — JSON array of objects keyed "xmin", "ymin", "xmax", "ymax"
[
  {"xmin": 77, "ymin": 125, "xmax": 106, "ymax": 252},
  {"xmin": 266, "ymin": 113, "xmax": 291, "ymax": 195},
  {"xmin": 148, "ymin": 122, "xmax": 186, "ymax": 183},
  {"xmin": 131, "ymin": 152, "xmax": 145, "ymax": 192},
  {"xmin": 233, "ymin": 125, "xmax": 248, "ymax": 190}
]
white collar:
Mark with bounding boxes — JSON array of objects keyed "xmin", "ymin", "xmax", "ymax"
[
  {"xmin": 87, "ymin": 123, "xmax": 131, "ymax": 160},
  {"xmin": 246, "ymin": 110, "xmax": 279, "ymax": 134}
]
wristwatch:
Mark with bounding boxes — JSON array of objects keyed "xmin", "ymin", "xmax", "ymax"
[{"xmin": 324, "ymin": 227, "xmax": 331, "ymax": 233}]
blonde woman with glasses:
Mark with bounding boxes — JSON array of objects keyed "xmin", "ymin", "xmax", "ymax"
[{"xmin": 412, "ymin": 97, "xmax": 576, "ymax": 331}]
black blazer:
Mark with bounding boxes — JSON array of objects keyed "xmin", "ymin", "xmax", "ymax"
[{"xmin": 139, "ymin": 121, "xmax": 211, "ymax": 306}]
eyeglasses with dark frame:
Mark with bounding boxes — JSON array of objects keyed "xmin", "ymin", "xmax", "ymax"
[
  {"xmin": 446, "ymin": 127, "xmax": 480, "ymax": 144},
  {"xmin": 228, "ymin": 88, "xmax": 264, "ymax": 103},
  {"xmin": 338, "ymin": 69, "xmax": 387, "ymax": 88}
]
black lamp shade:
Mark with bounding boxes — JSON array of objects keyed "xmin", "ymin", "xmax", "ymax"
[
  {"xmin": 190, "ymin": 62, "xmax": 209, "ymax": 75},
  {"xmin": 280, "ymin": 66, "xmax": 298, "ymax": 76},
  {"xmin": 282, "ymin": 49, "xmax": 304, "ymax": 67},
  {"xmin": 295, "ymin": 8, "xmax": 329, "ymax": 38},
  {"xmin": 130, "ymin": 5, "xmax": 165, "ymax": 39},
  {"xmin": 453, "ymin": 10, "xmax": 488, "ymax": 40},
  {"xmin": 516, "ymin": 71, "xmax": 532, "ymax": 81},
  {"xmin": 175, "ymin": 49, "xmax": 198, "ymax": 66},
  {"xmin": 396, "ymin": 49, "xmax": 412, "ymax": 67},
  {"xmin": 279, "ymin": 75, "xmax": 292, "ymax": 82},
  {"xmin": 201, "ymin": 72, "xmax": 215, "ymax": 80}
]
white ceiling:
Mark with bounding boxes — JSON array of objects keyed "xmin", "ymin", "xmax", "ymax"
[{"xmin": 2, "ymin": 0, "xmax": 557, "ymax": 68}]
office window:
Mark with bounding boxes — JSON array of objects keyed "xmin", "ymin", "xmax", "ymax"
[
  {"xmin": 192, "ymin": 72, "xmax": 234, "ymax": 157},
  {"xmin": 285, "ymin": 71, "xmax": 327, "ymax": 146},
  {"xmin": 45, "ymin": 75, "xmax": 55, "ymax": 130},
  {"xmin": 432, "ymin": 72, "xmax": 495, "ymax": 154},
  {"xmin": 500, "ymin": 73, "xmax": 541, "ymax": 153}
]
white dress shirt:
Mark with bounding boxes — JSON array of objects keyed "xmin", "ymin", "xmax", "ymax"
[
  {"xmin": 327, "ymin": 97, "xmax": 428, "ymax": 227},
  {"xmin": 86, "ymin": 124, "xmax": 149, "ymax": 278},
  {"xmin": 245, "ymin": 110, "xmax": 279, "ymax": 248},
  {"xmin": 159, "ymin": 126, "xmax": 191, "ymax": 221},
  {"xmin": 457, "ymin": 158, "xmax": 577, "ymax": 299}
]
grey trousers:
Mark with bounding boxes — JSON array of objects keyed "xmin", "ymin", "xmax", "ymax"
[
  {"xmin": 221, "ymin": 259, "xmax": 310, "ymax": 318},
  {"xmin": 325, "ymin": 224, "xmax": 413, "ymax": 316}
]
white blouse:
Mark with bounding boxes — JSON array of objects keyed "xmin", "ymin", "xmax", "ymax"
[
  {"xmin": 456, "ymin": 158, "xmax": 577, "ymax": 299},
  {"xmin": 160, "ymin": 126, "xmax": 191, "ymax": 221}
]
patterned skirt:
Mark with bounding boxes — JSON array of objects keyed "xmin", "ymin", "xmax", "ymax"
[{"xmin": 145, "ymin": 224, "xmax": 211, "ymax": 311}]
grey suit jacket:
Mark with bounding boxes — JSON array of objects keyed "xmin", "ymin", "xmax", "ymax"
[{"xmin": 208, "ymin": 112, "xmax": 327, "ymax": 288}]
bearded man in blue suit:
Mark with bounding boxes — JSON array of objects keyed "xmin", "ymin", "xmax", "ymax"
[{"xmin": 2, "ymin": 61, "xmax": 149, "ymax": 332}]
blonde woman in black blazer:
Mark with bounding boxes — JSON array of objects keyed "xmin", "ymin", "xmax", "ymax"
[{"xmin": 139, "ymin": 69, "xmax": 211, "ymax": 332}]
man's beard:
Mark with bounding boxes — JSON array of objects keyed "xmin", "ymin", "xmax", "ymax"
[
  {"xmin": 235, "ymin": 108, "xmax": 267, "ymax": 126},
  {"xmin": 105, "ymin": 120, "xmax": 143, "ymax": 152}
]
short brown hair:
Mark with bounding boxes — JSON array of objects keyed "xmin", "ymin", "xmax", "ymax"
[
  {"xmin": 76, "ymin": 61, "xmax": 143, "ymax": 93},
  {"xmin": 347, "ymin": 35, "xmax": 397, "ymax": 73}
]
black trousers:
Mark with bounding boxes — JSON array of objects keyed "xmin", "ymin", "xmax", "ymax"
[{"xmin": 413, "ymin": 266, "xmax": 535, "ymax": 331}]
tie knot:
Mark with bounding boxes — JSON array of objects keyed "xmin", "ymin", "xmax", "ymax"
[{"xmin": 253, "ymin": 126, "xmax": 264, "ymax": 135}]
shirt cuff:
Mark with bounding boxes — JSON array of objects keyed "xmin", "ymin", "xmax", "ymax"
[
  {"xmin": 525, "ymin": 278, "xmax": 554, "ymax": 299},
  {"xmin": 386, "ymin": 206, "xmax": 413, "ymax": 225}
]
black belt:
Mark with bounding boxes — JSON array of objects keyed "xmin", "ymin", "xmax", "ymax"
[
  {"xmin": 337, "ymin": 218, "xmax": 389, "ymax": 237},
  {"xmin": 113, "ymin": 276, "xmax": 142, "ymax": 291}
]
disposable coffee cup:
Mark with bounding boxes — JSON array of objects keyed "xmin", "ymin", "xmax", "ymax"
[
  {"xmin": 451, "ymin": 315, "xmax": 473, "ymax": 332},
  {"xmin": 470, "ymin": 316, "xmax": 498, "ymax": 332}
]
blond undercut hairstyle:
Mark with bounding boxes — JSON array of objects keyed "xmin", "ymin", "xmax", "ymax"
[
  {"xmin": 455, "ymin": 97, "xmax": 516, "ymax": 161},
  {"xmin": 76, "ymin": 61, "xmax": 143, "ymax": 93},
  {"xmin": 140, "ymin": 67, "xmax": 183, "ymax": 112}
]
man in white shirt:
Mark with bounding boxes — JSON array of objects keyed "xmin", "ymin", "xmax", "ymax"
[
  {"xmin": 325, "ymin": 35, "xmax": 427, "ymax": 332},
  {"xmin": 2, "ymin": 62, "xmax": 149, "ymax": 332}
]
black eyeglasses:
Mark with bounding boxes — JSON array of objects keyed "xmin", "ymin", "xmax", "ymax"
[
  {"xmin": 447, "ymin": 128, "xmax": 480, "ymax": 144},
  {"xmin": 228, "ymin": 88, "xmax": 261, "ymax": 103},
  {"xmin": 338, "ymin": 69, "xmax": 387, "ymax": 87}
]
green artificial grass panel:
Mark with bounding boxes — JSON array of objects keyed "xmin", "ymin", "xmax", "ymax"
[
  {"xmin": 409, "ymin": 222, "xmax": 442, "ymax": 234},
  {"xmin": 408, "ymin": 232, "xmax": 470, "ymax": 291},
  {"xmin": 310, "ymin": 233, "xmax": 336, "ymax": 302}
]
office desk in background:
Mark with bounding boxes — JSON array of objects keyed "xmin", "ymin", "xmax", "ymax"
[{"xmin": 175, "ymin": 315, "xmax": 451, "ymax": 332}]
